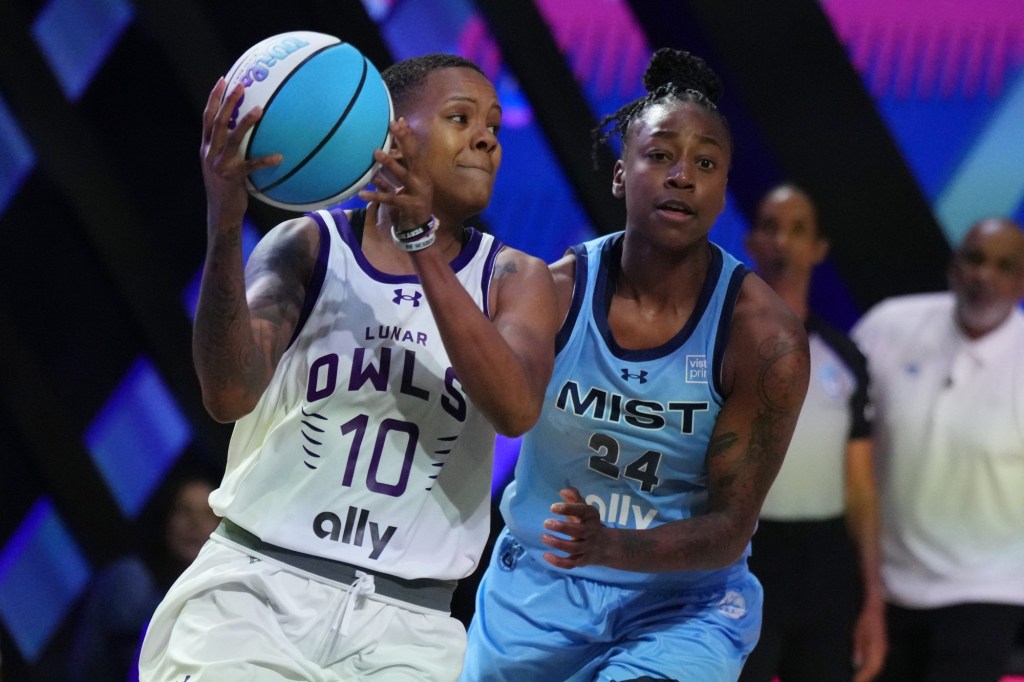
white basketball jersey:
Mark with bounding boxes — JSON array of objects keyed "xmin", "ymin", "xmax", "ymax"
[{"xmin": 209, "ymin": 207, "xmax": 503, "ymax": 581}]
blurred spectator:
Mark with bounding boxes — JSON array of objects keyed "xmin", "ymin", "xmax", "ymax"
[
  {"xmin": 67, "ymin": 472, "xmax": 218, "ymax": 682},
  {"xmin": 740, "ymin": 184, "xmax": 886, "ymax": 682},
  {"xmin": 851, "ymin": 217, "xmax": 1024, "ymax": 682}
]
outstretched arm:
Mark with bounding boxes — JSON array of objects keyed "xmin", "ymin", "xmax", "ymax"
[
  {"xmin": 191, "ymin": 79, "xmax": 315, "ymax": 422},
  {"xmin": 542, "ymin": 274, "xmax": 809, "ymax": 571}
]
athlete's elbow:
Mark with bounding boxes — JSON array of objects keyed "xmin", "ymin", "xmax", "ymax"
[
  {"xmin": 492, "ymin": 414, "xmax": 537, "ymax": 439},
  {"xmin": 200, "ymin": 388, "xmax": 256, "ymax": 424},
  {"xmin": 721, "ymin": 518, "xmax": 759, "ymax": 565},
  {"xmin": 721, "ymin": 539, "xmax": 750, "ymax": 567},
  {"xmin": 490, "ymin": 402, "xmax": 543, "ymax": 438}
]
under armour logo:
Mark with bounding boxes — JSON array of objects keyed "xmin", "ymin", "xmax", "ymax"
[
  {"xmin": 392, "ymin": 289, "xmax": 423, "ymax": 307},
  {"xmin": 621, "ymin": 369, "xmax": 648, "ymax": 383}
]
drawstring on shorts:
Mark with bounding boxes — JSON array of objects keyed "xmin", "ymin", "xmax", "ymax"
[
  {"xmin": 336, "ymin": 570, "xmax": 375, "ymax": 636},
  {"xmin": 317, "ymin": 570, "xmax": 377, "ymax": 660}
]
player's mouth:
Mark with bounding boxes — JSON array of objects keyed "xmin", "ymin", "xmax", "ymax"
[
  {"xmin": 656, "ymin": 200, "xmax": 695, "ymax": 217},
  {"xmin": 456, "ymin": 162, "xmax": 492, "ymax": 174}
]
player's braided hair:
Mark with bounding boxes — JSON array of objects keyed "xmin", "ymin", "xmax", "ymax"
[
  {"xmin": 592, "ymin": 48, "xmax": 730, "ymax": 167},
  {"xmin": 381, "ymin": 54, "xmax": 486, "ymax": 115}
]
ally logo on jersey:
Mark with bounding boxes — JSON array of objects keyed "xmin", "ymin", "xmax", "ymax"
[{"xmin": 585, "ymin": 490, "xmax": 659, "ymax": 529}]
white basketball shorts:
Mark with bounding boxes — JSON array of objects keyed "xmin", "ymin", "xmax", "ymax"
[{"xmin": 138, "ymin": 535, "xmax": 466, "ymax": 681}]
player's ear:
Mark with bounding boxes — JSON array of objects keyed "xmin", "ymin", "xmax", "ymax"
[
  {"xmin": 386, "ymin": 118, "xmax": 411, "ymax": 166},
  {"xmin": 612, "ymin": 160, "xmax": 625, "ymax": 199}
]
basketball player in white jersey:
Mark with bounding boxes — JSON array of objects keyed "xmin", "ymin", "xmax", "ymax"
[
  {"xmin": 461, "ymin": 48, "xmax": 810, "ymax": 682},
  {"xmin": 139, "ymin": 54, "xmax": 558, "ymax": 681}
]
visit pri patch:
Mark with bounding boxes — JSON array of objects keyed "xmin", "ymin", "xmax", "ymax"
[{"xmin": 685, "ymin": 355, "xmax": 708, "ymax": 384}]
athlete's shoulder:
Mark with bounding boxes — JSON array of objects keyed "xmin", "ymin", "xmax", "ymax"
[
  {"xmin": 711, "ymin": 241, "xmax": 751, "ymax": 274},
  {"xmin": 247, "ymin": 216, "xmax": 321, "ymax": 285},
  {"xmin": 489, "ymin": 244, "xmax": 558, "ymax": 326},
  {"xmin": 492, "ymin": 244, "xmax": 552, "ymax": 283},
  {"xmin": 264, "ymin": 214, "xmax": 320, "ymax": 242},
  {"xmin": 562, "ymin": 232, "xmax": 622, "ymax": 280},
  {"xmin": 734, "ymin": 270, "xmax": 804, "ymax": 335},
  {"xmin": 724, "ymin": 272, "xmax": 810, "ymax": 394},
  {"xmin": 548, "ymin": 251, "xmax": 577, "ymax": 314}
]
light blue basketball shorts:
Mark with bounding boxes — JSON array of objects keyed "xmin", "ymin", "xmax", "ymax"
[{"xmin": 461, "ymin": 529, "xmax": 763, "ymax": 682}]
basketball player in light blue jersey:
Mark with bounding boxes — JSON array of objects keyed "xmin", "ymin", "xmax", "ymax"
[
  {"xmin": 461, "ymin": 48, "xmax": 810, "ymax": 682},
  {"xmin": 139, "ymin": 54, "xmax": 558, "ymax": 681}
]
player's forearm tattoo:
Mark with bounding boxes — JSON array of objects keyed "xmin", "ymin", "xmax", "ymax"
[
  {"xmin": 707, "ymin": 432, "xmax": 739, "ymax": 461},
  {"xmin": 744, "ymin": 335, "xmax": 807, "ymax": 496},
  {"xmin": 195, "ymin": 228, "xmax": 308, "ymax": 395},
  {"xmin": 254, "ymin": 239, "xmax": 309, "ymax": 328},
  {"xmin": 195, "ymin": 232, "xmax": 259, "ymax": 392},
  {"xmin": 711, "ymin": 334, "xmax": 807, "ymax": 506},
  {"xmin": 755, "ymin": 336, "xmax": 806, "ymax": 414}
]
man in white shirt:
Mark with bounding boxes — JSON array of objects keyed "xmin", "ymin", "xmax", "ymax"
[{"xmin": 851, "ymin": 217, "xmax": 1024, "ymax": 682}]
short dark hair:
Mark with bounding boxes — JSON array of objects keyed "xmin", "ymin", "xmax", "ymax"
[{"xmin": 381, "ymin": 54, "xmax": 487, "ymax": 115}]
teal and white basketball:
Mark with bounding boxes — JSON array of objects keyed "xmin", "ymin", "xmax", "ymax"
[{"xmin": 223, "ymin": 31, "xmax": 393, "ymax": 211}]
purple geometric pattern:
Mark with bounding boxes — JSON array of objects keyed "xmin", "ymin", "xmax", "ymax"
[
  {"xmin": 534, "ymin": 0, "xmax": 649, "ymax": 117},
  {"xmin": 825, "ymin": 0, "xmax": 1024, "ymax": 98}
]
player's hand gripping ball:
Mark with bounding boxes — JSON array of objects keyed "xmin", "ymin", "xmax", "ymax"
[{"xmin": 222, "ymin": 31, "xmax": 394, "ymax": 211}]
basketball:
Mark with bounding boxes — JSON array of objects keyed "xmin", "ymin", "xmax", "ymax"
[{"xmin": 222, "ymin": 31, "xmax": 393, "ymax": 211}]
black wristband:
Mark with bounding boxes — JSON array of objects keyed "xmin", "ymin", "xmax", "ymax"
[{"xmin": 391, "ymin": 216, "xmax": 437, "ymax": 252}]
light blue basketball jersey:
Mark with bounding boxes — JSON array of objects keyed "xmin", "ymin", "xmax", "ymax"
[{"xmin": 500, "ymin": 232, "xmax": 751, "ymax": 588}]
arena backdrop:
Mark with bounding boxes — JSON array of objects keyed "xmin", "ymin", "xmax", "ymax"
[{"xmin": 0, "ymin": 0, "xmax": 1022, "ymax": 676}]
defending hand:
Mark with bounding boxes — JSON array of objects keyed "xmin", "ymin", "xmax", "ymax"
[{"xmin": 541, "ymin": 487, "xmax": 610, "ymax": 569}]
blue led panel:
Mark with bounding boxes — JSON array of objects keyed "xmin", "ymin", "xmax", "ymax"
[
  {"xmin": 491, "ymin": 435, "xmax": 522, "ymax": 494},
  {"xmin": 31, "ymin": 0, "xmax": 134, "ymax": 101},
  {"xmin": 0, "ymin": 498, "xmax": 91, "ymax": 663},
  {"xmin": 182, "ymin": 218, "xmax": 263, "ymax": 319},
  {"xmin": 936, "ymin": 69, "xmax": 1024, "ymax": 244},
  {"xmin": 0, "ymin": 95, "xmax": 36, "ymax": 218},
  {"xmin": 535, "ymin": 0, "xmax": 648, "ymax": 133},
  {"xmin": 83, "ymin": 357, "xmax": 192, "ymax": 518},
  {"xmin": 824, "ymin": 0, "xmax": 1024, "ymax": 242}
]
